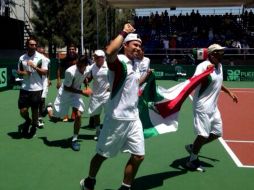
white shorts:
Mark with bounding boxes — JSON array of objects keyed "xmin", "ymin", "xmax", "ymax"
[
  {"xmin": 41, "ymin": 78, "xmax": 49, "ymax": 98},
  {"xmin": 41, "ymin": 86, "xmax": 48, "ymax": 98},
  {"xmin": 53, "ymin": 91, "xmax": 85, "ymax": 118},
  {"xmin": 88, "ymin": 95, "xmax": 109, "ymax": 116},
  {"xmin": 96, "ymin": 116, "xmax": 145, "ymax": 158},
  {"xmin": 193, "ymin": 108, "xmax": 222, "ymax": 138}
]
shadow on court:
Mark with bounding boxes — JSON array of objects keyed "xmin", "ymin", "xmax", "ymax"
[
  {"xmin": 39, "ymin": 137, "xmax": 72, "ymax": 149},
  {"xmin": 133, "ymin": 156, "xmax": 216, "ymax": 190},
  {"xmin": 170, "ymin": 156, "xmax": 216, "ymax": 171},
  {"xmin": 133, "ymin": 170, "xmax": 187, "ymax": 189},
  {"xmin": 38, "ymin": 134, "xmax": 94, "ymax": 149},
  {"xmin": 8, "ymin": 131, "xmax": 23, "ymax": 139},
  {"xmin": 7, "ymin": 124, "xmax": 26, "ymax": 139},
  {"xmin": 81, "ymin": 124, "xmax": 96, "ymax": 131}
]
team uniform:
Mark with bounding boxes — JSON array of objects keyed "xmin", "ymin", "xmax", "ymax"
[
  {"xmin": 96, "ymin": 54, "xmax": 145, "ymax": 158},
  {"xmin": 18, "ymin": 51, "xmax": 48, "ymax": 109},
  {"xmin": 192, "ymin": 60, "xmax": 223, "ymax": 137},
  {"xmin": 41, "ymin": 57, "xmax": 50, "ymax": 98},
  {"xmin": 53, "ymin": 64, "xmax": 90, "ymax": 117},
  {"xmin": 137, "ymin": 56, "xmax": 150, "ymax": 77},
  {"xmin": 87, "ymin": 62, "xmax": 110, "ymax": 116},
  {"xmin": 38, "ymin": 56, "xmax": 50, "ymax": 127}
]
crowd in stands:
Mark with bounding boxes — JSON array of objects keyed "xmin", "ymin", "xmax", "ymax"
[{"xmin": 134, "ymin": 9, "xmax": 254, "ymax": 54}]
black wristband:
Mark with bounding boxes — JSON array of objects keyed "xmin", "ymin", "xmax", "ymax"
[{"xmin": 119, "ymin": 31, "xmax": 128, "ymax": 38}]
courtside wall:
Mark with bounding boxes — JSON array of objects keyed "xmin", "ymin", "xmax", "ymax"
[{"xmin": 1, "ymin": 59, "xmax": 254, "ymax": 92}]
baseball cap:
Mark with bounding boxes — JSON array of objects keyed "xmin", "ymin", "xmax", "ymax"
[
  {"xmin": 123, "ymin": 33, "xmax": 142, "ymax": 44},
  {"xmin": 94, "ymin": 50, "xmax": 105, "ymax": 57},
  {"xmin": 208, "ymin": 44, "xmax": 225, "ymax": 54}
]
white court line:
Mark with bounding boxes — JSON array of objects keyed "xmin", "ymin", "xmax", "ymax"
[
  {"xmin": 229, "ymin": 91, "xmax": 254, "ymax": 93},
  {"xmin": 229, "ymin": 88, "xmax": 254, "ymax": 90},
  {"xmin": 225, "ymin": 140, "xmax": 254, "ymax": 143},
  {"xmin": 188, "ymin": 94, "xmax": 254, "ymax": 168},
  {"xmin": 218, "ymin": 138, "xmax": 244, "ymax": 167},
  {"xmin": 219, "ymin": 138, "xmax": 254, "ymax": 168},
  {"xmin": 224, "ymin": 88, "xmax": 254, "ymax": 93},
  {"xmin": 229, "ymin": 88, "xmax": 254, "ymax": 92}
]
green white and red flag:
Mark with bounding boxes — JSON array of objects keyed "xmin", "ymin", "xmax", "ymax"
[{"xmin": 139, "ymin": 67, "xmax": 214, "ymax": 138}]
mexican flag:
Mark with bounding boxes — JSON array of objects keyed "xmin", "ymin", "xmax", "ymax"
[
  {"xmin": 193, "ymin": 48, "xmax": 208, "ymax": 60},
  {"xmin": 139, "ymin": 67, "xmax": 214, "ymax": 138}
]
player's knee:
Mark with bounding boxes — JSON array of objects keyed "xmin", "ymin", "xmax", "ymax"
[
  {"xmin": 75, "ymin": 111, "xmax": 82, "ymax": 119},
  {"xmin": 132, "ymin": 155, "xmax": 145, "ymax": 163}
]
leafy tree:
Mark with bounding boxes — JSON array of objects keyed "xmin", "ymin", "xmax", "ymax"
[
  {"xmin": 83, "ymin": 0, "xmax": 96, "ymax": 53},
  {"xmin": 31, "ymin": 0, "xmax": 64, "ymax": 56},
  {"xmin": 30, "ymin": 0, "xmax": 135, "ymax": 56},
  {"xmin": 115, "ymin": 9, "xmax": 136, "ymax": 34},
  {"xmin": 56, "ymin": 0, "xmax": 81, "ymax": 46}
]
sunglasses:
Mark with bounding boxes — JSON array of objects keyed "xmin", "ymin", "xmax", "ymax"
[{"xmin": 214, "ymin": 51, "xmax": 224, "ymax": 55}]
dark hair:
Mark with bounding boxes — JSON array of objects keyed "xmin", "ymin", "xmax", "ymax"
[
  {"xmin": 78, "ymin": 55, "xmax": 89, "ymax": 65},
  {"xmin": 25, "ymin": 36, "xmax": 37, "ymax": 48},
  {"xmin": 67, "ymin": 43, "xmax": 77, "ymax": 50}
]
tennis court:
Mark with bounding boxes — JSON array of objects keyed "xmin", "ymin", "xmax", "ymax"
[
  {"xmin": 0, "ymin": 80, "xmax": 253, "ymax": 190},
  {"xmin": 218, "ymin": 88, "xmax": 254, "ymax": 168}
]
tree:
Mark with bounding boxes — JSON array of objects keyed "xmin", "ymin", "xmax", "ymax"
[
  {"xmin": 31, "ymin": 0, "xmax": 64, "ymax": 57},
  {"xmin": 30, "ymin": 0, "xmax": 135, "ymax": 57},
  {"xmin": 83, "ymin": 0, "xmax": 96, "ymax": 53},
  {"xmin": 115, "ymin": 9, "xmax": 136, "ymax": 35},
  {"xmin": 56, "ymin": 0, "xmax": 81, "ymax": 46}
]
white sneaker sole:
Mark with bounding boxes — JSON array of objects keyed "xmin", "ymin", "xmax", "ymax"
[
  {"xmin": 80, "ymin": 179, "xmax": 85, "ymax": 190},
  {"xmin": 186, "ymin": 162, "xmax": 205, "ymax": 172}
]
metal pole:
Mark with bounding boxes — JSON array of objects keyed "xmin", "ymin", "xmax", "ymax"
[
  {"xmin": 81, "ymin": 0, "xmax": 84, "ymax": 55},
  {"xmin": 96, "ymin": 0, "xmax": 99, "ymax": 49},
  {"xmin": 23, "ymin": 0, "xmax": 25, "ymax": 21},
  {"xmin": 106, "ymin": 7, "xmax": 109, "ymax": 43}
]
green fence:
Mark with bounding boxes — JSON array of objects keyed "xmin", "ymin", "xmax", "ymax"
[
  {"xmin": 151, "ymin": 64, "xmax": 254, "ymax": 81},
  {"xmin": 1, "ymin": 59, "xmax": 254, "ymax": 92}
]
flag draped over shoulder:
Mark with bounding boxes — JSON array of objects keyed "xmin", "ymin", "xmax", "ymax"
[{"xmin": 138, "ymin": 67, "xmax": 214, "ymax": 138}]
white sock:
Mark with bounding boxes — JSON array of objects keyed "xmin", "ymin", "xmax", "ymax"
[
  {"xmin": 72, "ymin": 134, "xmax": 78, "ymax": 142},
  {"xmin": 122, "ymin": 182, "xmax": 131, "ymax": 188}
]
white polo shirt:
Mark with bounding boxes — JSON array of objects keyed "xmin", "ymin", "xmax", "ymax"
[
  {"xmin": 137, "ymin": 56, "xmax": 150, "ymax": 76},
  {"xmin": 192, "ymin": 60, "xmax": 223, "ymax": 114},
  {"xmin": 18, "ymin": 51, "xmax": 48, "ymax": 91},
  {"xmin": 42, "ymin": 56, "xmax": 50, "ymax": 88},
  {"xmin": 89, "ymin": 62, "xmax": 110, "ymax": 99},
  {"xmin": 61, "ymin": 64, "xmax": 91, "ymax": 92},
  {"xmin": 107, "ymin": 54, "xmax": 141, "ymax": 120}
]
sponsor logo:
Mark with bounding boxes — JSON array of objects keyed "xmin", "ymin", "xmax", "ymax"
[
  {"xmin": 0, "ymin": 68, "xmax": 7, "ymax": 88},
  {"xmin": 154, "ymin": 71, "xmax": 164, "ymax": 77},
  {"xmin": 227, "ymin": 69, "xmax": 240, "ymax": 81},
  {"xmin": 240, "ymin": 71, "xmax": 254, "ymax": 81},
  {"xmin": 227, "ymin": 69, "xmax": 254, "ymax": 81}
]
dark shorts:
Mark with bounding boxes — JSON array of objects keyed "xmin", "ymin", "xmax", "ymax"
[{"xmin": 18, "ymin": 89, "xmax": 42, "ymax": 109}]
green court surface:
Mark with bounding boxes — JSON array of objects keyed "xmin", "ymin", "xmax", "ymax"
[{"xmin": 0, "ymin": 80, "xmax": 253, "ymax": 190}]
